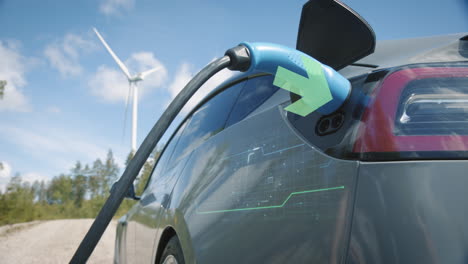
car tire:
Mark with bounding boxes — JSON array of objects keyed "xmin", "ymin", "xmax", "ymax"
[{"xmin": 160, "ymin": 236, "xmax": 185, "ymax": 264}]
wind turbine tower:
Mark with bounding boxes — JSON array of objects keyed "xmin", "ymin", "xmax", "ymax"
[{"xmin": 93, "ymin": 28, "xmax": 160, "ymax": 153}]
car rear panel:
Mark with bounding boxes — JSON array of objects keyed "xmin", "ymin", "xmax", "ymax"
[
  {"xmin": 343, "ymin": 36, "xmax": 468, "ymax": 263},
  {"xmin": 347, "ymin": 160, "xmax": 468, "ymax": 264}
]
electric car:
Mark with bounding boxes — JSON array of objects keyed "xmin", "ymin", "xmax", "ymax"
[{"xmin": 113, "ymin": 2, "xmax": 468, "ymax": 264}]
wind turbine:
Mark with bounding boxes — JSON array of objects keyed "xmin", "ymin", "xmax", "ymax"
[{"xmin": 93, "ymin": 27, "xmax": 160, "ymax": 153}]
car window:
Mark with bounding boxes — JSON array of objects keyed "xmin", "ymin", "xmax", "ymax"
[
  {"xmin": 171, "ymin": 81, "xmax": 246, "ymax": 160},
  {"xmin": 225, "ymin": 75, "xmax": 279, "ymax": 127},
  {"xmin": 145, "ymin": 121, "xmax": 188, "ymax": 189}
]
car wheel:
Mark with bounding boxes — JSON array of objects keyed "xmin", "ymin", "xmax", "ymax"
[{"xmin": 160, "ymin": 236, "xmax": 185, "ymax": 264}]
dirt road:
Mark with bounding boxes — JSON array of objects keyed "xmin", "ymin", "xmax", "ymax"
[{"xmin": 0, "ymin": 219, "xmax": 117, "ymax": 264}]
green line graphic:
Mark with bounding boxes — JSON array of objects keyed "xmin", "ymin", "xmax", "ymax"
[{"xmin": 197, "ymin": 185, "xmax": 345, "ymax": 215}]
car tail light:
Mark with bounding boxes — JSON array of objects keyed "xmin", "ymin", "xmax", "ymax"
[{"xmin": 353, "ymin": 65, "xmax": 468, "ymax": 158}]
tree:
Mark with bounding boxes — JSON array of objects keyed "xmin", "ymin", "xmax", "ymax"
[
  {"xmin": 90, "ymin": 159, "xmax": 104, "ymax": 197},
  {"xmin": 0, "ymin": 80, "xmax": 6, "ymax": 99},
  {"xmin": 6, "ymin": 173, "xmax": 23, "ymax": 193},
  {"xmin": 71, "ymin": 161, "xmax": 87, "ymax": 208},
  {"xmin": 0, "ymin": 148, "xmax": 129, "ymax": 224},
  {"xmin": 135, "ymin": 150, "xmax": 161, "ymax": 195},
  {"xmin": 38, "ymin": 181, "xmax": 47, "ymax": 203},
  {"xmin": 103, "ymin": 150, "xmax": 119, "ymax": 194},
  {"xmin": 0, "ymin": 174, "xmax": 36, "ymax": 224},
  {"xmin": 47, "ymin": 174, "xmax": 73, "ymax": 204}
]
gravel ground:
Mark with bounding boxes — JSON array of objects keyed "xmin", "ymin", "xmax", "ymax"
[{"xmin": 0, "ymin": 219, "xmax": 117, "ymax": 264}]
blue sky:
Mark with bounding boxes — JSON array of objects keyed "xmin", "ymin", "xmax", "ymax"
[{"xmin": 0, "ymin": 0, "xmax": 467, "ymax": 189}]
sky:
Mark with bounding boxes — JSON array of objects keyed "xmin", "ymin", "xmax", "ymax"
[{"xmin": 0, "ymin": 0, "xmax": 467, "ymax": 190}]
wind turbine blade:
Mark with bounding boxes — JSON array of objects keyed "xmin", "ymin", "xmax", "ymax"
[
  {"xmin": 139, "ymin": 66, "xmax": 161, "ymax": 79},
  {"xmin": 93, "ymin": 27, "xmax": 131, "ymax": 80}
]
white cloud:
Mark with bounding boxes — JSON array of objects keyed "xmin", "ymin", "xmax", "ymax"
[
  {"xmin": 0, "ymin": 161, "xmax": 49, "ymax": 192},
  {"xmin": 0, "ymin": 40, "xmax": 31, "ymax": 112},
  {"xmin": 89, "ymin": 51, "xmax": 168, "ymax": 103},
  {"xmin": 168, "ymin": 62, "xmax": 193, "ymax": 100},
  {"xmin": 0, "ymin": 162, "xmax": 12, "ymax": 178},
  {"xmin": 0, "ymin": 161, "xmax": 12, "ymax": 192},
  {"xmin": 100, "ymin": 0, "xmax": 135, "ymax": 16},
  {"xmin": 22, "ymin": 172, "xmax": 49, "ymax": 184},
  {"xmin": 89, "ymin": 65, "xmax": 128, "ymax": 102},
  {"xmin": 167, "ymin": 60, "xmax": 235, "ymax": 113},
  {"xmin": 46, "ymin": 106, "xmax": 61, "ymax": 113},
  {"xmin": 44, "ymin": 33, "xmax": 95, "ymax": 77},
  {"xmin": 0, "ymin": 123, "xmax": 124, "ymax": 176}
]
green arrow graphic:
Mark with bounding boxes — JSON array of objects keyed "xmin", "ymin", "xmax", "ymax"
[{"xmin": 273, "ymin": 55, "xmax": 333, "ymax": 117}]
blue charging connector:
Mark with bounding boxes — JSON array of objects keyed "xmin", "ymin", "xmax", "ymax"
[{"xmin": 230, "ymin": 42, "xmax": 351, "ymax": 115}]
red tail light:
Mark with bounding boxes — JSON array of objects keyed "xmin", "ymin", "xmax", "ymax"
[{"xmin": 353, "ymin": 66, "xmax": 468, "ymax": 156}]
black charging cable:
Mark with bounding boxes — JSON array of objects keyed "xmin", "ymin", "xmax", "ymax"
[{"xmin": 70, "ymin": 45, "xmax": 250, "ymax": 264}]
